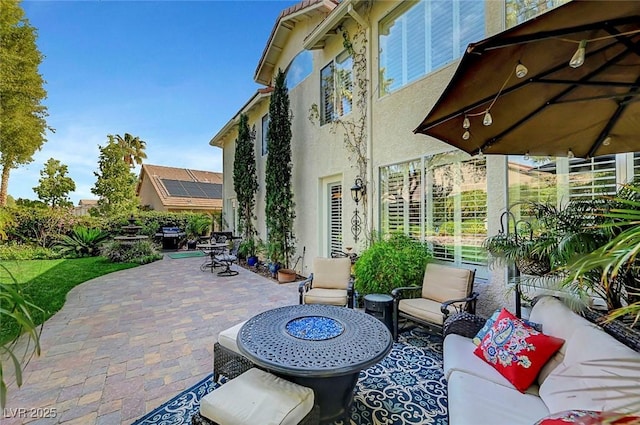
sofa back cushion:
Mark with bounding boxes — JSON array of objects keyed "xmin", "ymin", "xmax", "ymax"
[
  {"xmin": 528, "ymin": 296, "xmax": 592, "ymax": 384},
  {"xmin": 539, "ymin": 323, "xmax": 640, "ymax": 414}
]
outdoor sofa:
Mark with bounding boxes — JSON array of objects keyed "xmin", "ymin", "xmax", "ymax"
[{"xmin": 442, "ymin": 295, "xmax": 640, "ymax": 425}]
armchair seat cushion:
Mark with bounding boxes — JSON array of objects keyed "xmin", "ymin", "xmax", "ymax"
[
  {"xmin": 398, "ymin": 298, "xmax": 446, "ymax": 326},
  {"xmin": 303, "ymin": 288, "xmax": 348, "ymax": 306},
  {"xmin": 218, "ymin": 321, "xmax": 247, "ymax": 355},
  {"xmin": 199, "ymin": 368, "xmax": 314, "ymax": 425}
]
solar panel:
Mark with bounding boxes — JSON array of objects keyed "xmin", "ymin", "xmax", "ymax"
[{"xmin": 161, "ymin": 179, "xmax": 222, "ymax": 199}]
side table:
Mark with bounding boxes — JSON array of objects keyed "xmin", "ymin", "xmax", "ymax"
[{"xmin": 363, "ymin": 293, "xmax": 394, "ymax": 333}]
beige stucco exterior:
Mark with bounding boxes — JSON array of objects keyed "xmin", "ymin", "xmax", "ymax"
[{"xmin": 210, "ymin": 0, "xmax": 524, "ymax": 315}]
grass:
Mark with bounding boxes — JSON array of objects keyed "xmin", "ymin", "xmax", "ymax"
[{"xmin": 0, "ymin": 257, "xmax": 138, "ymax": 345}]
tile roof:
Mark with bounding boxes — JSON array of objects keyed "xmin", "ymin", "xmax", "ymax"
[{"xmin": 138, "ymin": 164, "xmax": 223, "ymax": 210}]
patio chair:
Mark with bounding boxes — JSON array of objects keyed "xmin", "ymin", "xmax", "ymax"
[
  {"xmin": 392, "ymin": 263, "xmax": 477, "ymax": 339},
  {"xmin": 298, "ymin": 257, "xmax": 354, "ymax": 308},
  {"xmin": 214, "ymin": 239, "xmax": 240, "ymax": 277},
  {"xmin": 213, "ymin": 321, "xmax": 252, "ymax": 383}
]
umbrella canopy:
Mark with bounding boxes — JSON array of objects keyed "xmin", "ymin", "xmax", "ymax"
[{"xmin": 414, "ymin": 0, "xmax": 640, "ymax": 159}]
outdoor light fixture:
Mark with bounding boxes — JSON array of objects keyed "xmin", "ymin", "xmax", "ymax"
[
  {"xmin": 483, "ymin": 110, "xmax": 493, "ymax": 126},
  {"xmin": 603, "ymin": 136, "xmax": 611, "ymax": 146},
  {"xmin": 569, "ymin": 40, "xmax": 587, "ymax": 68},
  {"xmin": 350, "ymin": 177, "xmax": 365, "ymax": 242},
  {"xmin": 515, "ymin": 61, "xmax": 528, "ymax": 79},
  {"xmin": 567, "ymin": 149, "xmax": 575, "ymax": 159},
  {"xmin": 462, "ymin": 130, "xmax": 471, "ymax": 140},
  {"xmin": 463, "ymin": 116, "xmax": 470, "ymax": 129}
]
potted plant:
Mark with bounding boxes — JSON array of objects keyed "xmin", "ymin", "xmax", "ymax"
[
  {"xmin": 238, "ymin": 237, "xmax": 260, "ymax": 266},
  {"xmin": 185, "ymin": 214, "xmax": 211, "ymax": 250}
]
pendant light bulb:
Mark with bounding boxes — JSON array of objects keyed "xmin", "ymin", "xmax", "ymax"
[
  {"xmin": 523, "ymin": 152, "xmax": 530, "ymax": 161},
  {"xmin": 462, "ymin": 130, "xmax": 471, "ymax": 140},
  {"xmin": 603, "ymin": 137, "xmax": 611, "ymax": 146},
  {"xmin": 567, "ymin": 149, "xmax": 575, "ymax": 159},
  {"xmin": 463, "ymin": 116, "xmax": 470, "ymax": 129},
  {"xmin": 515, "ymin": 62, "xmax": 528, "ymax": 79},
  {"xmin": 483, "ymin": 110, "xmax": 493, "ymax": 126},
  {"xmin": 569, "ymin": 40, "xmax": 587, "ymax": 69}
]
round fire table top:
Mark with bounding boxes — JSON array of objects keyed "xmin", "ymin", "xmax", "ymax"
[{"xmin": 238, "ymin": 304, "xmax": 393, "ymax": 377}]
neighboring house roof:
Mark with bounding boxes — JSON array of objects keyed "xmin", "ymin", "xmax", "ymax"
[
  {"xmin": 137, "ymin": 164, "xmax": 223, "ymax": 210},
  {"xmin": 78, "ymin": 199, "xmax": 98, "ymax": 206},
  {"xmin": 209, "ymin": 87, "xmax": 274, "ymax": 148},
  {"xmin": 254, "ymin": 0, "xmax": 338, "ymax": 86}
]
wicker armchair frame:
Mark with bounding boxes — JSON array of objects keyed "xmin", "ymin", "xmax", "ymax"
[
  {"xmin": 191, "ymin": 403, "xmax": 320, "ymax": 425},
  {"xmin": 442, "ymin": 311, "xmax": 487, "ymax": 339},
  {"xmin": 213, "ymin": 342, "xmax": 253, "ymax": 383}
]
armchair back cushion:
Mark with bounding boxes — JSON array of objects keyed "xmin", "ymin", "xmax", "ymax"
[
  {"xmin": 421, "ymin": 263, "xmax": 474, "ymax": 302},
  {"xmin": 312, "ymin": 257, "xmax": 351, "ymax": 290}
]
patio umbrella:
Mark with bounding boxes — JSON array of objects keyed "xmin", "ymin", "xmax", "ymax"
[{"xmin": 414, "ymin": 0, "xmax": 640, "ymax": 159}]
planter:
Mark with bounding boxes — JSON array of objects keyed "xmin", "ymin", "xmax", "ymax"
[
  {"xmin": 268, "ymin": 262, "xmax": 280, "ymax": 278},
  {"xmin": 186, "ymin": 240, "xmax": 197, "ymax": 250},
  {"xmin": 515, "ymin": 257, "xmax": 551, "ymax": 276},
  {"xmin": 277, "ymin": 268, "xmax": 297, "ymax": 283},
  {"xmin": 247, "ymin": 256, "xmax": 259, "ymax": 267}
]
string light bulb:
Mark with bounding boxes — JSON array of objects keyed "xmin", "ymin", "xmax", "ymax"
[
  {"xmin": 483, "ymin": 111, "xmax": 493, "ymax": 126},
  {"xmin": 567, "ymin": 149, "xmax": 575, "ymax": 159},
  {"xmin": 462, "ymin": 130, "xmax": 471, "ymax": 140},
  {"xmin": 523, "ymin": 152, "xmax": 531, "ymax": 161},
  {"xmin": 569, "ymin": 40, "xmax": 587, "ymax": 68},
  {"xmin": 463, "ymin": 116, "xmax": 470, "ymax": 129},
  {"xmin": 603, "ymin": 136, "xmax": 611, "ymax": 146},
  {"xmin": 477, "ymin": 149, "xmax": 484, "ymax": 159},
  {"xmin": 515, "ymin": 61, "xmax": 528, "ymax": 79}
]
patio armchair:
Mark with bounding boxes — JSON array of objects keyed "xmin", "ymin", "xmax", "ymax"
[
  {"xmin": 298, "ymin": 257, "xmax": 354, "ymax": 308},
  {"xmin": 392, "ymin": 263, "xmax": 477, "ymax": 339}
]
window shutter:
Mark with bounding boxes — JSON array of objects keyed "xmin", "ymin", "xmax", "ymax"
[
  {"xmin": 329, "ymin": 183, "xmax": 342, "ymax": 254},
  {"xmin": 568, "ymin": 155, "xmax": 617, "ymax": 200}
]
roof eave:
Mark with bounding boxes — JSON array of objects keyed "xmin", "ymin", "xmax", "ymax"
[
  {"xmin": 254, "ymin": 0, "xmax": 339, "ymax": 86},
  {"xmin": 303, "ymin": 0, "xmax": 368, "ymax": 50},
  {"xmin": 209, "ymin": 88, "xmax": 273, "ymax": 148}
]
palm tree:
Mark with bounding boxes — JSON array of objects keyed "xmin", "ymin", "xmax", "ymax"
[{"xmin": 112, "ymin": 133, "xmax": 147, "ymax": 167}]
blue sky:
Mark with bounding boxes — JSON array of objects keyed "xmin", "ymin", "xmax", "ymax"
[{"xmin": 13, "ymin": 0, "xmax": 298, "ymax": 204}]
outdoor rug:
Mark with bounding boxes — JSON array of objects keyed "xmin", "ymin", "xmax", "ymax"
[
  {"xmin": 167, "ymin": 251, "xmax": 205, "ymax": 259},
  {"xmin": 132, "ymin": 328, "xmax": 447, "ymax": 425}
]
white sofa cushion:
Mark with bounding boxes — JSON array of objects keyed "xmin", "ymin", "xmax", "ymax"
[
  {"xmin": 539, "ymin": 325, "xmax": 640, "ymax": 414},
  {"xmin": 447, "ymin": 371, "xmax": 549, "ymax": 425},
  {"xmin": 443, "ymin": 334, "xmax": 540, "ymax": 395},
  {"xmin": 199, "ymin": 368, "xmax": 315, "ymax": 425},
  {"xmin": 528, "ymin": 297, "xmax": 592, "ymax": 384},
  {"xmin": 218, "ymin": 320, "xmax": 248, "ymax": 354}
]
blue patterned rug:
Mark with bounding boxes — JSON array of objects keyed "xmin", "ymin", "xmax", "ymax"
[{"xmin": 132, "ymin": 328, "xmax": 447, "ymax": 425}]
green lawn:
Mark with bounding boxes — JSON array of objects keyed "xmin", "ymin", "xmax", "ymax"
[{"xmin": 0, "ymin": 257, "xmax": 138, "ymax": 345}]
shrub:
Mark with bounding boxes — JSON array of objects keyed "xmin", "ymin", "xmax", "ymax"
[
  {"xmin": 0, "ymin": 242, "xmax": 61, "ymax": 260},
  {"xmin": 354, "ymin": 233, "xmax": 432, "ymax": 297},
  {"xmin": 55, "ymin": 226, "xmax": 110, "ymax": 258},
  {"xmin": 101, "ymin": 240, "xmax": 162, "ymax": 264}
]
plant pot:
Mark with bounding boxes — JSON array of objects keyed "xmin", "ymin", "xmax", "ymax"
[
  {"xmin": 186, "ymin": 240, "xmax": 197, "ymax": 250},
  {"xmin": 268, "ymin": 262, "xmax": 280, "ymax": 278},
  {"xmin": 277, "ymin": 268, "xmax": 297, "ymax": 283},
  {"xmin": 247, "ymin": 256, "xmax": 259, "ymax": 267}
]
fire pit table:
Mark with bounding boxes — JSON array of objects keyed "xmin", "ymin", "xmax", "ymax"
[{"xmin": 238, "ymin": 304, "xmax": 393, "ymax": 424}]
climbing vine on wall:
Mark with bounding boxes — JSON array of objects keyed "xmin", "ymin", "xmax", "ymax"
[{"xmin": 309, "ymin": 22, "xmax": 371, "ymax": 245}]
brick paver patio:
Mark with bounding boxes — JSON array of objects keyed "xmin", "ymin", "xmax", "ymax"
[{"xmin": 3, "ymin": 255, "xmax": 299, "ymax": 424}]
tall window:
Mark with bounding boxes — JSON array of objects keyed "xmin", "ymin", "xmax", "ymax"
[
  {"xmin": 380, "ymin": 154, "xmax": 487, "ymax": 266},
  {"xmin": 509, "ymin": 154, "xmax": 634, "ymax": 208},
  {"xmin": 320, "ymin": 50, "xmax": 353, "ymax": 125},
  {"xmin": 285, "ymin": 50, "xmax": 313, "ymax": 91},
  {"xmin": 505, "ymin": 0, "xmax": 569, "ymax": 28},
  {"xmin": 329, "ymin": 183, "xmax": 343, "ymax": 254},
  {"xmin": 261, "ymin": 114, "xmax": 269, "ymax": 156},
  {"xmin": 379, "ymin": 0, "xmax": 485, "ymax": 96}
]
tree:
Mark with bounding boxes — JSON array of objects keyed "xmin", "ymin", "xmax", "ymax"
[
  {"xmin": 91, "ymin": 138, "xmax": 138, "ymax": 216},
  {"xmin": 233, "ymin": 113, "xmax": 258, "ymax": 241},
  {"xmin": 265, "ymin": 69, "xmax": 295, "ymax": 267},
  {"xmin": 113, "ymin": 133, "xmax": 147, "ymax": 167},
  {"xmin": 33, "ymin": 158, "xmax": 75, "ymax": 207},
  {"xmin": 0, "ymin": 0, "xmax": 50, "ymax": 206}
]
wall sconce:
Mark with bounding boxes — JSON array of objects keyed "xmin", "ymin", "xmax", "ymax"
[{"xmin": 350, "ymin": 177, "xmax": 365, "ymax": 242}]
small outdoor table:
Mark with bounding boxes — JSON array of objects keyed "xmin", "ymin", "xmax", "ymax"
[
  {"xmin": 363, "ymin": 293, "xmax": 394, "ymax": 333},
  {"xmin": 237, "ymin": 304, "xmax": 393, "ymax": 424},
  {"xmin": 196, "ymin": 242, "xmax": 229, "ymax": 273}
]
